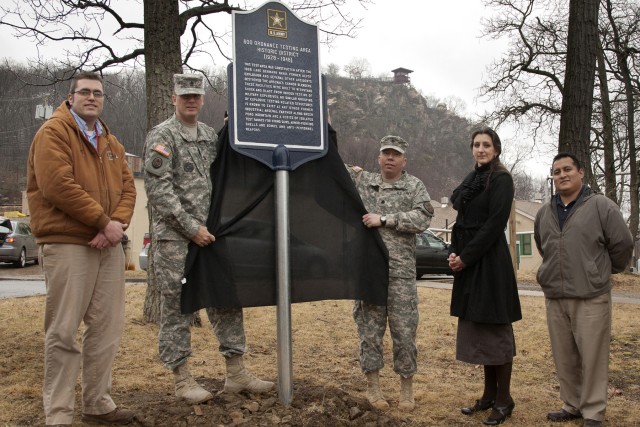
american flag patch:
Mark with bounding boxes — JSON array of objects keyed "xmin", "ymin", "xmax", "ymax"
[{"xmin": 153, "ymin": 144, "xmax": 171, "ymax": 157}]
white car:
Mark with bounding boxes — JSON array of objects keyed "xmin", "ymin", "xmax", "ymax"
[{"xmin": 139, "ymin": 242, "xmax": 149, "ymax": 271}]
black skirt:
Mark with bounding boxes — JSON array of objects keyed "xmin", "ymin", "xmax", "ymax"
[{"xmin": 456, "ymin": 318, "xmax": 516, "ymax": 365}]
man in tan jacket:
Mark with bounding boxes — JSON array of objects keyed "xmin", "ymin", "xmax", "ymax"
[{"xmin": 27, "ymin": 72, "xmax": 136, "ymax": 426}]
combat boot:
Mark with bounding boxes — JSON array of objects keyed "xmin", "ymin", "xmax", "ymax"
[
  {"xmin": 173, "ymin": 362, "xmax": 213, "ymax": 404},
  {"xmin": 365, "ymin": 371, "xmax": 390, "ymax": 411},
  {"xmin": 224, "ymin": 355, "xmax": 274, "ymax": 393},
  {"xmin": 398, "ymin": 376, "xmax": 415, "ymax": 411}
]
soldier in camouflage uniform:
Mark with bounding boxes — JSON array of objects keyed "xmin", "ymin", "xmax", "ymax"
[
  {"xmin": 144, "ymin": 74, "xmax": 273, "ymax": 404},
  {"xmin": 347, "ymin": 135, "xmax": 433, "ymax": 412}
]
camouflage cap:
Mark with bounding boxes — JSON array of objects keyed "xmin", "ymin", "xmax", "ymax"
[
  {"xmin": 173, "ymin": 73, "xmax": 205, "ymax": 96},
  {"xmin": 380, "ymin": 135, "xmax": 407, "ymax": 154}
]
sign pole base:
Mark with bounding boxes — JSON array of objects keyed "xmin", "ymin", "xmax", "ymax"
[{"xmin": 276, "ymin": 169, "xmax": 293, "ymax": 406}]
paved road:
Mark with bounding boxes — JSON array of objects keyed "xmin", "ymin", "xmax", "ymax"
[
  {"xmin": 416, "ymin": 276, "xmax": 640, "ymax": 305},
  {"xmin": 1, "ymin": 273, "xmax": 639, "ymax": 304},
  {"xmin": 0, "ymin": 279, "xmax": 45, "ymax": 299}
]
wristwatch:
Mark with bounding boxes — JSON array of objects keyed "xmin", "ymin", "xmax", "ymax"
[{"xmin": 380, "ymin": 215, "xmax": 387, "ymax": 226}]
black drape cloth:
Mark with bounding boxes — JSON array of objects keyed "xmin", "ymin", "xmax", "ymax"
[{"xmin": 181, "ymin": 125, "xmax": 389, "ymax": 312}]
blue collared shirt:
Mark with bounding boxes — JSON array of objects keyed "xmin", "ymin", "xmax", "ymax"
[
  {"xmin": 70, "ymin": 109, "xmax": 103, "ymax": 150},
  {"xmin": 555, "ymin": 185, "xmax": 586, "ymax": 230}
]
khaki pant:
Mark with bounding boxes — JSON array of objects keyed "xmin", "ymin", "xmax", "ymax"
[
  {"xmin": 545, "ymin": 293, "xmax": 611, "ymax": 422},
  {"xmin": 40, "ymin": 243, "xmax": 125, "ymax": 425}
]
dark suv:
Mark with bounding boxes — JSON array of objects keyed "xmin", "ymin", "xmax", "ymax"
[{"xmin": 415, "ymin": 230, "xmax": 452, "ymax": 278}]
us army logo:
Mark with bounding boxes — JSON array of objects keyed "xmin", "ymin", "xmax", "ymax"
[{"xmin": 267, "ymin": 9, "xmax": 287, "ymax": 38}]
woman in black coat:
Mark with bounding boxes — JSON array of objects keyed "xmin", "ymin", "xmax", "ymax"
[{"xmin": 448, "ymin": 127, "xmax": 522, "ymax": 425}]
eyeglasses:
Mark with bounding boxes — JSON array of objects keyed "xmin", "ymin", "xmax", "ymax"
[{"xmin": 71, "ymin": 89, "xmax": 105, "ymax": 98}]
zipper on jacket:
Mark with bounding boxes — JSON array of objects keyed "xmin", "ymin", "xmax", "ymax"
[
  {"xmin": 553, "ymin": 191, "xmax": 588, "ymax": 296},
  {"xmin": 98, "ymin": 138, "xmax": 113, "ymax": 215}
]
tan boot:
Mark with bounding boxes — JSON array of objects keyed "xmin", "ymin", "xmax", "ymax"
[
  {"xmin": 224, "ymin": 355, "xmax": 274, "ymax": 393},
  {"xmin": 173, "ymin": 363, "xmax": 213, "ymax": 404},
  {"xmin": 398, "ymin": 376, "xmax": 415, "ymax": 411},
  {"xmin": 365, "ymin": 371, "xmax": 390, "ymax": 411}
]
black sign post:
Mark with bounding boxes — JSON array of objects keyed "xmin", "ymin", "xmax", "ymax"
[{"xmin": 231, "ymin": 1, "xmax": 327, "ymax": 405}]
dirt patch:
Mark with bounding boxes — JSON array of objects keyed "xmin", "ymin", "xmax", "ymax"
[{"xmin": 124, "ymin": 381, "xmax": 411, "ymax": 427}]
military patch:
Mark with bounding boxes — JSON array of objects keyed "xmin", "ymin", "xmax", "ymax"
[
  {"xmin": 184, "ymin": 162, "xmax": 194, "ymax": 172},
  {"xmin": 350, "ymin": 165, "xmax": 363, "ymax": 173},
  {"xmin": 153, "ymin": 144, "xmax": 171, "ymax": 157},
  {"xmin": 425, "ymin": 201, "xmax": 435, "ymax": 215},
  {"xmin": 152, "ymin": 157, "xmax": 163, "ymax": 169}
]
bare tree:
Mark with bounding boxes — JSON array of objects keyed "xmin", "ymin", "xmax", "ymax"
[
  {"xmin": 501, "ymin": 140, "xmax": 534, "ymax": 176},
  {"xmin": 0, "ymin": 0, "xmax": 371, "ymax": 128},
  {"xmin": 0, "ymin": 0, "xmax": 372, "ymax": 323},
  {"xmin": 441, "ymin": 96, "xmax": 468, "ymax": 116},
  {"xmin": 601, "ymin": 0, "xmax": 639, "ymax": 241},
  {"xmin": 344, "ymin": 57, "xmax": 371, "ymax": 79},
  {"xmin": 324, "ymin": 63, "xmax": 341, "ymax": 77},
  {"xmin": 480, "ymin": 0, "xmax": 638, "ymax": 238},
  {"xmin": 500, "ymin": 140, "xmax": 541, "ymax": 200},
  {"xmin": 480, "ymin": 0, "xmax": 567, "ymax": 138},
  {"xmin": 594, "ymin": 35, "xmax": 617, "ymax": 202}
]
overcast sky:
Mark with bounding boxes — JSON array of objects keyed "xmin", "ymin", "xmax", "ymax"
[
  {"xmin": 319, "ymin": 1, "xmax": 507, "ymax": 118},
  {"xmin": 0, "ymin": 0, "xmax": 553, "ymax": 177}
]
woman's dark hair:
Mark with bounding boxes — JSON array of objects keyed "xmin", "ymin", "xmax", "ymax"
[{"xmin": 470, "ymin": 127, "xmax": 511, "ymax": 189}]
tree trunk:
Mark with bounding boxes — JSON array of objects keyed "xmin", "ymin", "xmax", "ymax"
[
  {"xmin": 558, "ymin": 0, "xmax": 599, "ymax": 185},
  {"xmin": 143, "ymin": 0, "xmax": 182, "ymax": 131},
  {"xmin": 595, "ymin": 36, "xmax": 617, "ymax": 203},
  {"xmin": 142, "ymin": 0, "xmax": 183, "ymax": 324},
  {"xmin": 613, "ymin": 48, "xmax": 638, "ymax": 246},
  {"xmin": 605, "ymin": 0, "xmax": 638, "ymax": 249}
]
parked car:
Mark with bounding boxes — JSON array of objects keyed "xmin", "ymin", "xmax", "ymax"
[
  {"xmin": 415, "ymin": 230, "xmax": 452, "ymax": 278},
  {"xmin": 139, "ymin": 233, "xmax": 150, "ymax": 271},
  {"xmin": 0, "ymin": 218, "xmax": 38, "ymax": 268}
]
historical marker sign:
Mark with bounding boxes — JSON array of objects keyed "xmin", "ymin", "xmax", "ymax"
[{"xmin": 230, "ymin": 1, "xmax": 327, "ymax": 170}]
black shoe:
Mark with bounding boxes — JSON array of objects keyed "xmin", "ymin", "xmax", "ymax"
[
  {"xmin": 461, "ymin": 399, "xmax": 495, "ymax": 415},
  {"xmin": 483, "ymin": 401, "xmax": 515, "ymax": 425},
  {"xmin": 547, "ymin": 408, "xmax": 582, "ymax": 422}
]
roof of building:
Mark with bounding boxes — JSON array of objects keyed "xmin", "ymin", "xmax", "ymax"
[
  {"xmin": 430, "ymin": 203, "xmax": 456, "ymax": 230},
  {"xmin": 515, "ymin": 200, "xmax": 545, "ymax": 220},
  {"xmin": 429, "ymin": 198, "xmax": 545, "ymax": 231}
]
